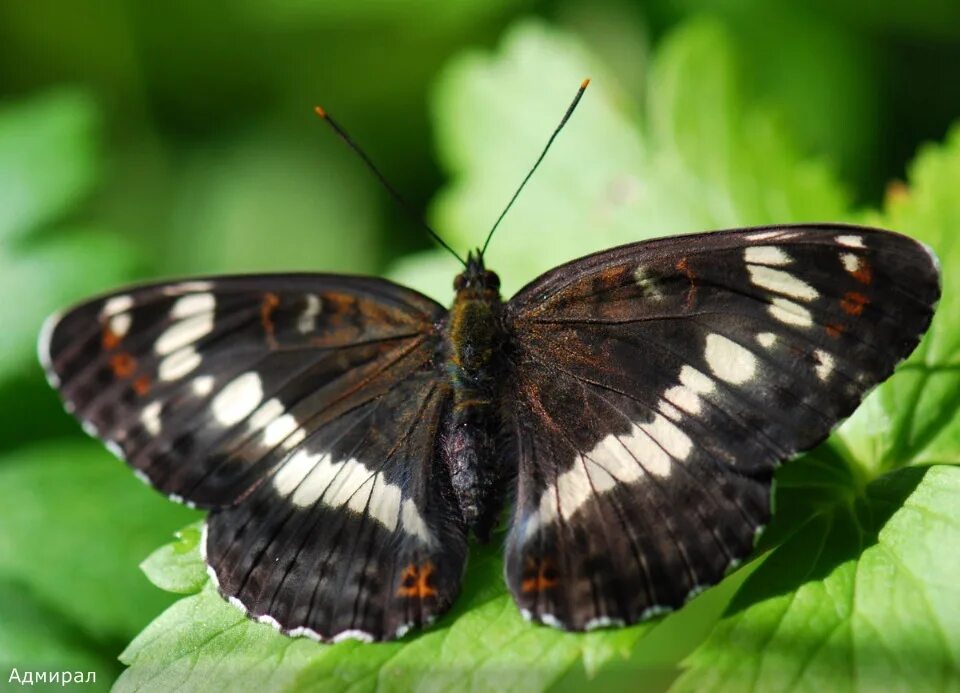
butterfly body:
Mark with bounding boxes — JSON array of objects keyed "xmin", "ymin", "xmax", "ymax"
[
  {"xmin": 444, "ymin": 251, "xmax": 508, "ymax": 539},
  {"xmin": 40, "ymin": 224, "xmax": 940, "ymax": 642}
]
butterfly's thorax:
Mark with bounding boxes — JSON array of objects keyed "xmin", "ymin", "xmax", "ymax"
[{"xmin": 443, "ymin": 255, "xmax": 508, "ymax": 540}]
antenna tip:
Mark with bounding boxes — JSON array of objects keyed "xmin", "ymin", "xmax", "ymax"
[
  {"xmin": 314, "ymin": 105, "xmax": 327, "ymax": 118},
  {"xmin": 580, "ymin": 77, "xmax": 591, "ymax": 89}
]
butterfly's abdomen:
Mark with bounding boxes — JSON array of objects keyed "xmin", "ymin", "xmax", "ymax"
[{"xmin": 443, "ymin": 280, "xmax": 507, "ymax": 540}]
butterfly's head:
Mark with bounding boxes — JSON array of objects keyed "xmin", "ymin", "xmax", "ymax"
[{"xmin": 454, "ymin": 250, "xmax": 501, "ymax": 296}]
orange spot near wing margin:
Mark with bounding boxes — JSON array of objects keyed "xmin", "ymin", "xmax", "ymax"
[{"xmin": 397, "ymin": 562, "xmax": 437, "ymax": 599}]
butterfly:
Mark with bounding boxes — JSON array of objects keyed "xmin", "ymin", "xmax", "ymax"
[{"xmin": 39, "ymin": 82, "xmax": 941, "ymax": 643}]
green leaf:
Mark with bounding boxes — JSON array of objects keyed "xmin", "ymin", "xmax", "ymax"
[
  {"xmin": 674, "ymin": 465, "xmax": 960, "ymax": 691},
  {"xmin": 140, "ymin": 523, "xmax": 208, "ymax": 596},
  {"xmin": 0, "ymin": 88, "xmax": 99, "ymax": 243},
  {"xmin": 392, "ymin": 18, "xmax": 848, "ymax": 302},
  {"xmin": 0, "ymin": 440, "xmax": 200, "ymax": 645}
]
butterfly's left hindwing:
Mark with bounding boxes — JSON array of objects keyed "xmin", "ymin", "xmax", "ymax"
[
  {"xmin": 501, "ymin": 225, "xmax": 939, "ymax": 630},
  {"xmin": 40, "ymin": 274, "xmax": 468, "ymax": 641}
]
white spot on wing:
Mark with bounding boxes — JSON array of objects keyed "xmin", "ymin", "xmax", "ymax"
[
  {"xmin": 105, "ymin": 441, "xmax": 124, "ymax": 459},
  {"xmin": 158, "ymin": 347, "xmax": 202, "ymax": 381},
  {"xmin": 211, "ymin": 372, "xmax": 262, "ymax": 426},
  {"xmin": 297, "ymin": 294, "xmax": 322, "ymax": 333},
  {"xmin": 37, "ymin": 310, "xmax": 62, "ymax": 386},
  {"xmin": 401, "ymin": 498, "xmax": 434, "ymax": 545},
  {"xmin": 836, "ymin": 234, "xmax": 865, "ymax": 248},
  {"xmin": 228, "ymin": 596, "xmax": 247, "ymax": 614},
  {"xmin": 768, "ymin": 297, "xmax": 813, "ymax": 326},
  {"xmin": 744, "ymin": 246, "xmax": 792, "ymax": 266},
  {"xmin": 633, "ymin": 266, "xmax": 663, "ymax": 300},
  {"xmin": 192, "ymin": 375, "xmax": 215, "ymax": 396},
  {"xmin": 200, "ymin": 522, "xmax": 209, "ymax": 561},
  {"xmin": 814, "ymin": 349, "xmax": 835, "ymax": 381},
  {"xmin": 704, "ymin": 333, "xmax": 757, "ymax": 384},
  {"xmin": 536, "ymin": 416, "xmax": 688, "ymax": 526},
  {"xmin": 640, "ymin": 412, "xmax": 692, "ymax": 462},
  {"xmin": 155, "ymin": 313, "xmax": 215, "ymax": 355},
  {"xmin": 840, "ymin": 252, "xmax": 861, "ymax": 274},
  {"xmin": 170, "ymin": 293, "xmax": 215, "ymax": 318},
  {"xmin": 664, "ymin": 385, "xmax": 701, "ymax": 414},
  {"xmin": 745, "ymin": 230, "xmax": 782, "ymax": 241},
  {"xmin": 585, "ymin": 616, "xmax": 626, "ymax": 631},
  {"xmin": 332, "ymin": 629, "xmax": 374, "ymax": 643},
  {"xmin": 679, "ymin": 365, "xmax": 715, "ymax": 394},
  {"xmin": 248, "ymin": 398, "xmax": 285, "ymax": 431},
  {"xmin": 640, "ymin": 605, "xmax": 672, "ymax": 620},
  {"xmin": 272, "ymin": 449, "xmax": 431, "ymax": 541},
  {"xmin": 109, "ymin": 312, "xmax": 132, "ymax": 339},
  {"xmin": 262, "ymin": 414, "xmax": 302, "ymax": 449},
  {"xmin": 540, "ymin": 614, "xmax": 565, "ymax": 629},
  {"xmin": 257, "ymin": 614, "xmax": 281, "ymax": 630},
  {"xmin": 747, "ymin": 265, "xmax": 818, "ymax": 301},
  {"xmin": 756, "ymin": 332, "xmax": 777, "ymax": 347},
  {"xmin": 162, "ymin": 281, "xmax": 214, "ymax": 295},
  {"xmin": 102, "ymin": 295, "xmax": 134, "ymax": 316}
]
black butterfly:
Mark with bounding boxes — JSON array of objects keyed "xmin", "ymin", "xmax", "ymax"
[{"xmin": 39, "ymin": 83, "xmax": 940, "ymax": 643}]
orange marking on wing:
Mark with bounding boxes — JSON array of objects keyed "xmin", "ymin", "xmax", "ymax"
[
  {"xmin": 260, "ymin": 292, "xmax": 280, "ymax": 347},
  {"xmin": 109, "ymin": 352, "xmax": 136, "ymax": 378},
  {"xmin": 675, "ymin": 257, "xmax": 698, "ymax": 309},
  {"xmin": 825, "ymin": 322, "xmax": 845, "ymax": 338},
  {"xmin": 132, "ymin": 375, "xmax": 151, "ymax": 396},
  {"xmin": 840, "ymin": 291, "xmax": 869, "ymax": 316},
  {"xmin": 521, "ymin": 557, "xmax": 558, "ymax": 594},
  {"xmin": 397, "ymin": 562, "xmax": 437, "ymax": 599},
  {"xmin": 102, "ymin": 326, "xmax": 121, "ymax": 350},
  {"xmin": 852, "ymin": 259, "xmax": 873, "ymax": 285}
]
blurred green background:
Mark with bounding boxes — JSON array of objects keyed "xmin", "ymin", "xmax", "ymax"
[{"xmin": 2, "ymin": 0, "xmax": 960, "ymax": 690}]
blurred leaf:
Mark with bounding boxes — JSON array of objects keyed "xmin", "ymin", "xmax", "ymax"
[
  {"xmin": 0, "ymin": 88, "xmax": 99, "ymax": 243},
  {"xmin": 162, "ymin": 132, "xmax": 382, "ymax": 276},
  {"xmin": 235, "ymin": 0, "xmax": 531, "ymax": 32},
  {"xmin": 0, "ymin": 580, "xmax": 116, "ymax": 690},
  {"xmin": 394, "ymin": 18, "xmax": 848, "ymax": 302},
  {"xmin": 0, "ymin": 90, "xmax": 140, "ymax": 385},
  {"xmin": 0, "ymin": 440, "xmax": 200, "ymax": 645}
]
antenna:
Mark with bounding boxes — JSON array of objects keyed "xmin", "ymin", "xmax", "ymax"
[
  {"xmin": 314, "ymin": 105, "xmax": 466, "ymax": 266},
  {"xmin": 480, "ymin": 78, "xmax": 590, "ymax": 258}
]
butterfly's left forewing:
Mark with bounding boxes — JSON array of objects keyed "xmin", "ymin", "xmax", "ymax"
[
  {"xmin": 41, "ymin": 274, "xmax": 467, "ymax": 641},
  {"xmin": 501, "ymin": 225, "xmax": 939, "ymax": 630}
]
